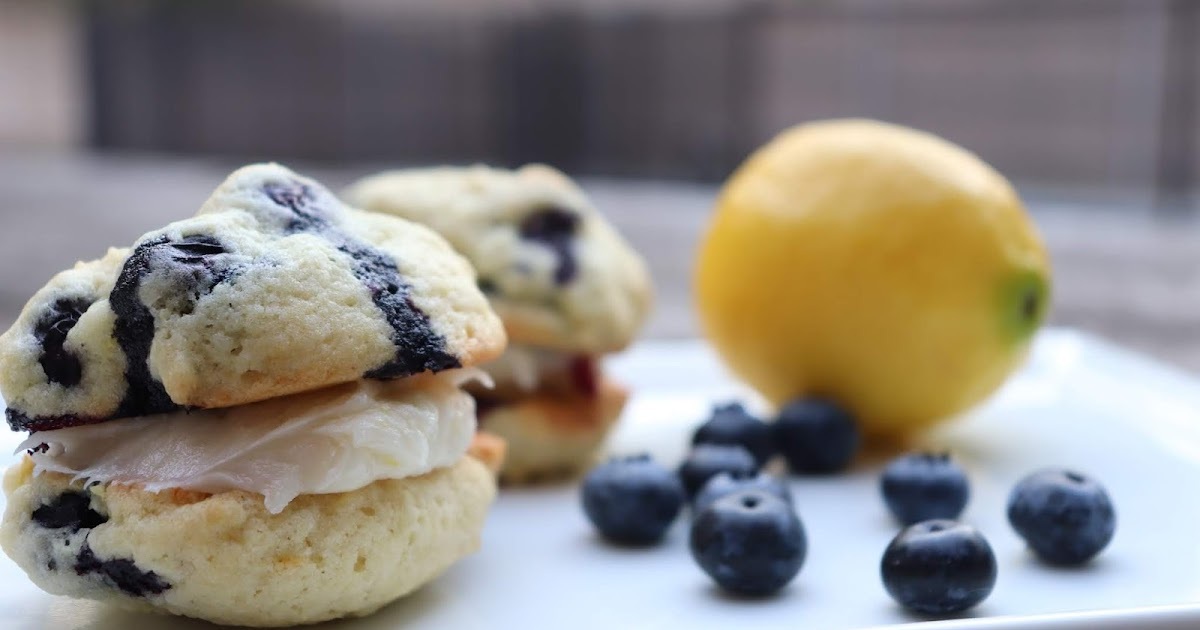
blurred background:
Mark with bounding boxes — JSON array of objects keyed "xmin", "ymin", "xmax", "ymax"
[{"xmin": 1, "ymin": 0, "xmax": 1197, "ymax": 369}]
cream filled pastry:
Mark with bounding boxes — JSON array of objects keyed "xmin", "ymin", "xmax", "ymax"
[
  {"xmin": 0, "ymin": 163, "xmax": 508, "ymax": 627},
  {"xmin": 346, "ymin": 165, "xmax": 650, "ymax": 482}
]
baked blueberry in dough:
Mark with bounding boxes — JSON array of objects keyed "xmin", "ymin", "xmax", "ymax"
[
  {"xmin": 34, "ymin": 297, "xmax": 93, "ymax": 388},
  {"xmin": 346, "ymin": 164, "xmax": 652, "ymax": 482},
  {"xmin": 1, "ymin": 163, "xmax": 504, "ymax": 431},
  {"xmin": 0, "ymin": 163, "xmax": 507, "ymax": 626}
]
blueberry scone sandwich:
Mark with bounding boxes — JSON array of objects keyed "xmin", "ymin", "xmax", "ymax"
[
  {"xmin": 345, "ymin": 164, "xmax": 652, "ymax": 483},
  {"xmin": 0, "ymin": 163, "xmax": 509, "ymax": 627}
]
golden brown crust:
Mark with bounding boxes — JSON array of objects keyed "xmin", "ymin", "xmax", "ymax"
[
  {"xmin": 480, "ymin": 378, "xmax": 628, "ymax": 484},
  {"xmin": 467, "ymin": 431, "xmax": 508, "ymax": 475}
]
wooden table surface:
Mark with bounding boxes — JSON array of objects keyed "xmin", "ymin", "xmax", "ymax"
[{"xmin": 2, "ymin": 151, "xmax": 1198, "ymax": 373}]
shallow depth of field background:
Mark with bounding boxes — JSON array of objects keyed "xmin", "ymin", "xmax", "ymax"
[{"xmin": 1, "ymin": 0, "xmax": 1197, "ymax": 370}]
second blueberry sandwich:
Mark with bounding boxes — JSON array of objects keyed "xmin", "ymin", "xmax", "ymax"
[{"xmin": 346, "ymin": 165, "xmax": 652, "ymax": 483}]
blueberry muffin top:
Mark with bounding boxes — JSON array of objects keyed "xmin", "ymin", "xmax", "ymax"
[
  {"xmin": 0, "ymin": 163, "xmax": 505, "ymax": 431},
  {"xmin": 344, "ymin": 164, "xmax": 652, "ymax": 354}
]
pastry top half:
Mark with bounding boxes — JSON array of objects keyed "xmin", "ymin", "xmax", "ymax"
[
  {"xmin": 1, "ymin": 163, "xmax": 505, "ymax": 431},
  {"xmin": 344, "ymin": 164, "xmax": 652, "ymax": 354}
]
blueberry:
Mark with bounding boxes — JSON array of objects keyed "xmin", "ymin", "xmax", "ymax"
[
  {"xmin": 168, "ymin": 235, "xmax": 228, "ymax": 263},
  {"xmin": 694, "ymin": 470, "xmax": 792, "ymax": 514},
  {"xmin": 881, "ymin": 520, "xmax": 997, "ymax": 615},
  {"xmin": 881, "ymin": 452, "xmax": 970, "ymax": 525},
  {"xmin": 32, "ymin": 491, "xmax": 106, "ymax": 531},
  {"xmin": 75, "ymin": 543, "xmax": 171, "ymax": 596},
  {"xmin": 264, "ymin": 179, "xmax": 328, "ymax": 231},
  {"xmin": 264, "ymin": 179, "xmax": 460, "ymax": 381},
  {"xmin": 678, "ymin": 444, "xmax": 758, "ymax": 501},
  {"xmin": 518, "ymin": 206, "xmax": 578, "ymax": 241},
  {"xmin": 1007, "ymin": 468, "xmax": 1116, "ymax": 565},
  {"xmin": 263, "ymin": 177, "xmax": 459, "ymax": 381},
  {"xmin": 34, "ymin": 296, "xmax": 93, "ymax": 387},
  {"xmin": 110, "ymin": 237, "xmax": 195, "ymax": 419},
  {"xmin": 346, "ymin": 240, "xmax": 460, "ymax": 379},
  {"xmin": 692, "ymin": 402, "xmax": 775, "ymax": 465},
  {"xmin": 108, "ymin": 234, "xmax": 233, "ymax": 419},
  {"xmin": 690, "ymin": 490, "xmax": 806, "ymax": 596},
  {"xmin": 263, "ymin": 174, "xmax": 459, "ymax": 381},
  {"xmin": 5, "ymin": 408, "xmax": 88, "ymax": 432},
  {"xmin": 774, "ymin": 398, "xmax": 859, "ymax": 474},
  {"xmin": 581, "ymin": 454, "xmax": 685, "ymax": 546},
  {"xmin": 518, "ymin": 207, "xmax": 579, "ymax": 285}
]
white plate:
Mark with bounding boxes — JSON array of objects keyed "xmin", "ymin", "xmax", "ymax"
[{"xmin": 2, "ymin": 328, "xmax": 1200, "ymax": 629}]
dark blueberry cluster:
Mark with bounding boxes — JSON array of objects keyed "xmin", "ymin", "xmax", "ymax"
[
  {"xmin": 31, "ymin": 491, "xmax": 171, "ymax": 597},
  {"xmin": 32, "ymin": 491, "xmax": 105, "ymax": 531},
  {"xmin": 579, "ymin": 397, "xmax": 1118, "ymax": 618},
  {"xmin": 580, "ymin": 450, "xmax": 805, "ymax": 597}
]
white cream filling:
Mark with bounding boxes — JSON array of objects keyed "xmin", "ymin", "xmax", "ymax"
[
  {"xmin": 482, "ymin": 345, "xmax": 575, "ymax": 392},
  {"xmin": 18, "ymin": 369, "xmax": 486, "ymax": 514}
]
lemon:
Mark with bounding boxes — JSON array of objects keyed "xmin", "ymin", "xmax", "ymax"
[{"xmin": 695, "ymin": 119, "xmax": 1050, "ymax": 437}]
